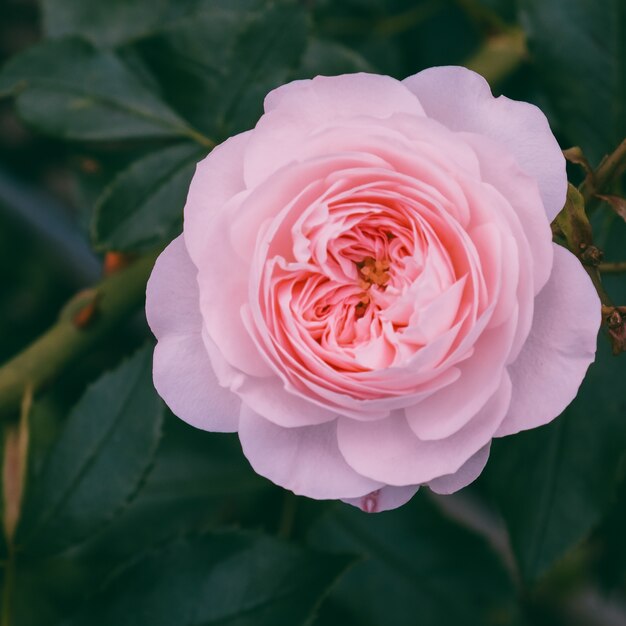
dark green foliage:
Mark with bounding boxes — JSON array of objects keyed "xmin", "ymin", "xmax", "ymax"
[
  {"xmin": 68, "ymin": 531, "xmax": 353, "ymax": 626},
  {"xmin": 0, "ymin": 0, "xmax": 625, "ymax": 624},
  {"xmin": 483, "ymin": 340, "xmax": 626, "ymax": 583},
  {"xmin": 521, "ymin": 0, "xmax": 626, "ymax": 164},
  {"xmin": 92, "ymin": 142, "xmax": 206, "ymax": 251},
  {"xmin": 0, "ymin": 38, "xmax": 195, "ymax": 141},
  {"xmin": 16, "ymin": 346, "xmax": 165, "ymax": 556},
  {"xmin": 309, "ymin": 495, "xmax": 522, "ymax": 626}
]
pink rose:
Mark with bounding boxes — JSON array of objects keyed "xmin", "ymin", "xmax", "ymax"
[{"xmin": 146, "ymin": 68, "xmax": 600, "ymax": 513}]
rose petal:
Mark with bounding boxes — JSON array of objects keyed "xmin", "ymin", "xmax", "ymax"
[
  {"xmin": 496, "ymin": 244, "xmax": 600, "ymax": 436},
  {"xmin": 403, "ymin": 66, "xmax": 567, "ymax": 220},
  {"xmin": 427, "ymin": 444, "xmax": 490, "ymax": 494},
  {"xmin": 245, "ymin": 73, "xmax": 426, "ymax": 187},
  {"xmin": 460, "ymin": 131, "xmax": 553, "ymax": 292},
  {"xmin": 342, "ymin": 485, "xmax": 419, "ymax": 513},
  {"xmin": 239, "ymin": 406, "xmax": 383, "ymax": 499},
  {"xmin": 184, "ymin": 131, "xmax": 250, "ymax": 266},
  {"xmin": 197, "ymin": 194, "xmax": 275, "ymax": 379},
  {"xmin": 265, "ymin": 73, "xmax": 425, "ymax": 118},
  {"xmin": 146, "ymin": 236, "xmax": 239, "ymax": 432},
  {"xmin": 337, "ymin": 373, "xmax": 512, "ymax": 485},
  {"xmin": 405, "ymin": 319, "xmax": 517, "ymax": 441}
]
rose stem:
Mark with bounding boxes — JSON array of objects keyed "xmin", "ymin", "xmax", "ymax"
[{"xmin": 0, "ymin": 251, "xmax": 159, "ymax": 420}]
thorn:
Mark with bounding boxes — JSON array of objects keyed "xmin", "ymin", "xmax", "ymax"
[
  {"xmin": 103, "ymin": 251, "xmax": 136, "ymax": 276},
  {"xmin": 72, "ymin": 292, "xmax": 100, "ymax": 329}
]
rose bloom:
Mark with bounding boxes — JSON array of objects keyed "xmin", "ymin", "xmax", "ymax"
[{"xmin": 146, "ymin": 68, "xmax": 600, "ymax": 512}]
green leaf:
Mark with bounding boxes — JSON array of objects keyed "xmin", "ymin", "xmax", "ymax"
[
  {"xmin": 41, "ymin": 0, "xmax": 172, "ymax": 48},
  {"xmin": 76, "ymin": 416, "xmax": 269, "ymax": 569},
  {"xmin": 16, "ymin": 346, "xmax": 164, "ymax": 556},
  {"xmin": 92, "ymin": 142, "xmax": 206, "ymax": 252},
  {"xmin": 0, "ymin": 37, "xmax": 207, "ymax": 143},
  {"xmin": 520, "ymin": 0, "xmax": 626, "ymax": 164},
  {"xmin": 221, "ymin": 3, "xmax": 310, "ymax": 134},
  {"xmin": 69, "ymin": 531, "xmax": 353, "ymax": 626},
  {"xmin": 483, "ymin": 339, "xmax": 626, "ymax": 583},
  {"xmin": 308, "ymin": 494, "xmax": 521, "ymax": 626},
  {"xmin": 297, "ymin": 38, "xmax": 376, "ymax": 78},
  {"xmin": 133, "ymin": 2, "xmax": 309, "ymax": 138},
  {"xmin": 40, "ymin": 0, "xmax": 265, "ymax": 47}
]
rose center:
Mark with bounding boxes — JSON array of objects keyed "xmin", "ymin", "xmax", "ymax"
[
  {"xmin": 354, "ymin": 256, "xmax": 390, "ymax": 319},
  {"xmin": 356, "ymin": 256, "xmax": 390, "ymax": 289}
]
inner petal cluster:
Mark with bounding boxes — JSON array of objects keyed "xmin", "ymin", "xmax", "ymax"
[{"xmin": 255, "ymin": 173, "xmax": 488, "ymax": 392}]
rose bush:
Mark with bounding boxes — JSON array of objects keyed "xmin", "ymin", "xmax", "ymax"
[{"xmin": 146, "ymin": 67, "xmax": 600, "ymax": 512}]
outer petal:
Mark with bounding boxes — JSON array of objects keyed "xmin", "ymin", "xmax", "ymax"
[
  {"xmin": 496, "ymin": 244, "xmax": 600, "ymax": 436},
  {"xmin": 245, "ymin": 73, "xmax": 426, "ymax": 187},
  {"xmin": 459, "ymin": 131, "xmax": 554, "ymax": 294},
  {"xmin": 146, "ymin": 236, "xmax": 240, "ymax": 432},
  {"xmin": 427, "ymin": 445, "xmax": 490, "ymax": 495},
  {"xmin": 265, "ymin": 72, "xmax": 425, "ymax": 120},
  {"xmin": 337, "ymin": 374, "xmax": 512, "ymax": 486},
  {"xmin": 405, "ymin": 320, "xmax": 517, "ymax": 441},
  {"xmin": 403, "ymin": 66, "xmax": 567, "ymax": 220},
  {"xmin": 183, "ymin": 131, "xmax": 250, "ymax": 266},
  {"xmin": 238, "ymin": 406, "xmax": 383, "ymax": 500},
  {"xmin": 342, "ymin": 485, "xmax": 419, "ymax": 513}
]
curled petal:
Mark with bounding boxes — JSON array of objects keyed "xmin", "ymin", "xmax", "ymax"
[
  {"xmin": 238, "ymin": 405, "xmax": 383, "ymax": 499},
  {"xmin": 497, "ymin": 244, "xmax": 600, "ymax": 436},
  {"xmin": 403, "ymin": 66, "xmax": 567, "ymax": 220},
  {"xmin": 146, "ymin": 237, "xmax": 240, "ymax": 432},
  {"xmin": 427, "ymin": 444, "xmax": 490, "ymax": 495},
  {"xmin": 337, "ymin": 373, "xmax": 512, "ymax": 486},
  {"xmin": 184, "ymin": 132, "xmax": 250, "ymax": 266},
  {"xmin": 342, "ymin": 485, "xmax": 419, "ymax": 513}
]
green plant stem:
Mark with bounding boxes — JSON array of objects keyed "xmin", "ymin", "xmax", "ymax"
[{"xmin": 0, "ymin": 252, "xmax": 159, "ymax": 420}]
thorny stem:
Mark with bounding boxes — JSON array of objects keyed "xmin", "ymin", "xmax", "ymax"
[
  {"xmin": 568, "ymin": 141, "xmax": 626, "ymax": 354},
  {"xmin": 0, "ymin": 252, "xmax": 159, "ymax": 420}
]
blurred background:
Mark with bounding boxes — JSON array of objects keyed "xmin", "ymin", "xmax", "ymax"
[{"xmin": 0, "ymin": 0, "xmax": 625, "ymax": 624}]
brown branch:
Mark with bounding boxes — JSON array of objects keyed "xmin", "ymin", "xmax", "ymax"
[
  {"xmin": 598, "ymin": 261, "xmax": 626, "ymax": 274},
  {"xmin": 580, "ymin": 138, "xmax": 626, "ymax": 203}
]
